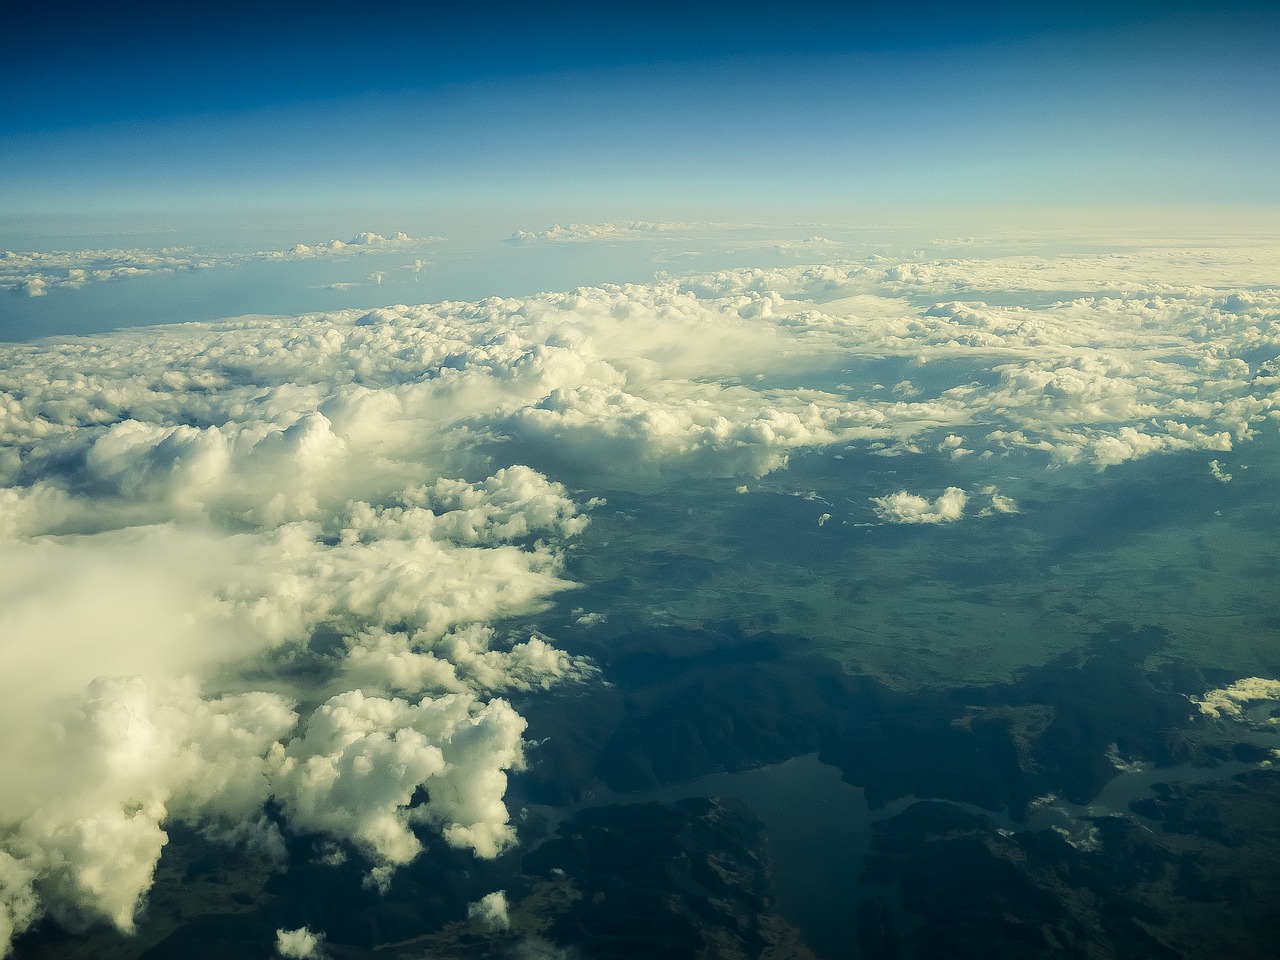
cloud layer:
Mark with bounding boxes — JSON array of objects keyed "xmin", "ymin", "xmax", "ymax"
[
  {"xmin": 1, "ymin": 232, "xmax": 438, "ymax": 296},
  {"xmin": 1, "ymin": 238, "xmax": 1278, "ymax": 953}
]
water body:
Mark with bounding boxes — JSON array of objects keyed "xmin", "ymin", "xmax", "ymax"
[
  {"xmin": 0, "ymin": 231, "xmax": 883, "ymax": 342},
  {"xmin": 527, "ymin": 754, "xmax": 871, "ymax": 959},
  {"xmin": 528, "ymin": 728, "xmax": 1277, "ymax": 960}
]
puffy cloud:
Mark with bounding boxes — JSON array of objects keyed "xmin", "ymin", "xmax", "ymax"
[
  {"xmin": 5, "ymin": 256, "xmax": 1273, "ymax": 495},
  {"xmin": 0, "ymin": 676, "xmax": 294, "ymax": 941},
  {"xmin": 0, "ymin": 470, "xmax": 586, "ymax": 951},
  {"xmin": 340, "ymin": 626, "xmax": 596, "ymax": 699},
  {"xmin": 978, "ymin": 485, "xmax": 1018, "ymax": 515},
  {"xmin": 276, "ymin": 926, "xmax": 327, "ymax": 959},
  {"xmin": 1192, "ymin": 677, "xmax": 1280, "ymax": 720},
  {"xmin": 467, "ymin": 890, "xmax": 510, "ymax": 930},
  {"xmin": 256, "ymin": 231, "xmax": 429, "ymax": 261},
  {"xmin": 0, "ymin": 853, "xmax": 38, "ymax": 960},
  {"xmin": 274, "ymin": 690, "xmax": 525, "ymax": 885},
  {"xmin": 871, "ymin": 487, "xmax": 968, "ymax": 524}
]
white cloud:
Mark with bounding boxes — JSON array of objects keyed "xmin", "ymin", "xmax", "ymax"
[
  {"xmin": 274, "ymin": 690, "xmax": 525, "ymax": 884},
  {"xmin": 467, "ymin": 890, "xmax": 510, "ymax": 930},
  {"xmin": 507, "ymin": 221, "xmax": 696, "ymax": 244},
  {"xmin": 276, "ymin": 926, "xmax": 327, "ymax": 959},
  {"xmin": 937, "ymin": 433, "xmax": 973, "ymax": 458},
  {"xmin": 1192, "ymin": 677, "xmax": 1280, "ymax": 720},
  {"xmin": 0, "ymin": 853, "xmax": 38, "ymax": 960},
  {"xmin": 2, "ymin": 675, "xmax": 294, "ymax": 939},
  {"xmin": 0, "ymin": 474, "xmax": 586, "ymax": 946},
  {"xmin": 871, "ymin": 487, "xmax": 968, "ymax": 524},
  {"xmin": 978, "ymin": 485, "xmax": 1019, "ymax": 515},
  {"xmin": 1210, "ymin": 459, "xmax": 1233, "ymax": 482},
  {"xmin": 1, "ymin": 232, "xmax": 441, "ymax": 296}
]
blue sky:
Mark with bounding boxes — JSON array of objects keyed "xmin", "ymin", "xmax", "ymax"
[{"xmin": 3, "ymin": 1, "xmax": 1278, "ymax": 228}]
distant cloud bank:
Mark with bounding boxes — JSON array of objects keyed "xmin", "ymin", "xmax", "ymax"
[
  {"xmin": 507, "ymin": 221, "xmax": 696, "ymax": 244},
  {"xmin": 1, "ymin": 232, "xmax": 440, "ymax": 296}
]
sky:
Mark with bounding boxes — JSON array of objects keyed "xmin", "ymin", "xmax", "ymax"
[
  {"xmin": 4, "ymin": 0, "xmax": 1278, "ymax": 229},
  {"xmin": 3, "ymin": 4, "xmax": 1280, "ymax": 957}
]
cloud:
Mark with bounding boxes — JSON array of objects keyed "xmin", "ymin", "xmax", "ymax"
[
  {"xmin": 978, "ymin": 485, "xmax": 1018, "ymax": 515},
  {"xmin": 2, "ymin": 237, "xmax": 1279, "ymax": 953},
  {"xmin": 507, "ymin": 221, "xmax": 695, "ymax": 244},
  {"xmin": 2, "ymin": 675, "xmax": 294, "ymax": 938},
  {"xmin": 937, "ymin": 433, "xmax": 973, "ymax": 458},
  {"xmin": 770, "ymin": 236, "xmax": 841, "ymax": 258},
  {"xmin": 0, "ymin": 854, "xmax": 38, "ymax": 959},
  {"xmin": 274, "ymin": 691, "xmax": 525, "ymax": 888},
  {"xmin": 1210, "ymin": 459, "xmax": 1232, "ymax": 482},
  {"xmin": 0, "ymin": 469, "xmax": 587, "ymax": 947},
  {"xmin": 467, "ymin": 890, "xmax": 510, "ymax": 930},
  {"xmin": 255, "ymin": 231, "xmax": 426, "ymax": 261},
  {"xmin": 1192, "ymin": 677, "xmax": 1280, "ymax": 720},
  {"xmin": 871, "ymin": 487, "xmax": 968, "ymax": 524},
  {"xmin": 1, "ymin": 232, "xmax": 441, "ymax": 296},
  {"xmin": 276, "ymin": 926, "xmax": 327, "ymax": 959}
]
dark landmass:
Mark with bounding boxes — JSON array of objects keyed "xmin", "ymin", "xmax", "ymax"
[
  {"xmin": 522, "ymin": 797, "xmax": 814, "ymax": 960},
  {"xmin": 859, "ymin": 770, "xmax": 1280, "ymax": 958},
  {"xmin": 518, "ymin": 620, "xmax": 1214, "ymax": 820}
]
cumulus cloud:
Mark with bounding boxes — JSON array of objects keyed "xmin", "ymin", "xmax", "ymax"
[
  {"xmin": 937, "ymin": 433, "xmax": 973, "ymax": 458},
  {"xmin": 0, "ymin": 449, "xmax": 588, "ymax": 948},
  {"xmin": 467, "ymin": 890, "xmax": 511, "ymax": 930},
  {"xmin": 274, "ymin": 690, "xmax": 526, "ymax": 891},
  {"xmin": 255, "ymin": 231, "xmax": 428, "ymax": 261},
  {"xmin": 276, "ymin": 926, "xmax": 327, "ymax": 959},
  {"xmin": 871, "ymin": 487, "xmax": 968, "ymax": 524},
  {"xmin": 1192, "ymin": 677, "xmax": 1280, "ymax": 720},
  {"xmin": 978, "ymin": 485, "xmax": 1018, "ymax": 516},
  {"xmin": 0, "ymin": 675, "xmax": 294, "ymax": 940},
  {"xmin": 0, "ymin": 854, "xmax": 38, "ymax": 958}
]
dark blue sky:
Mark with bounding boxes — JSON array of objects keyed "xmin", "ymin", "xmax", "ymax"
[
  {"xmin": 5, "ymin": 0, "xmax": 1268, "ymax": 131},
  {"xmin": 3, "ymin": 0, "xmax": 1277, "ymax": 224}
]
